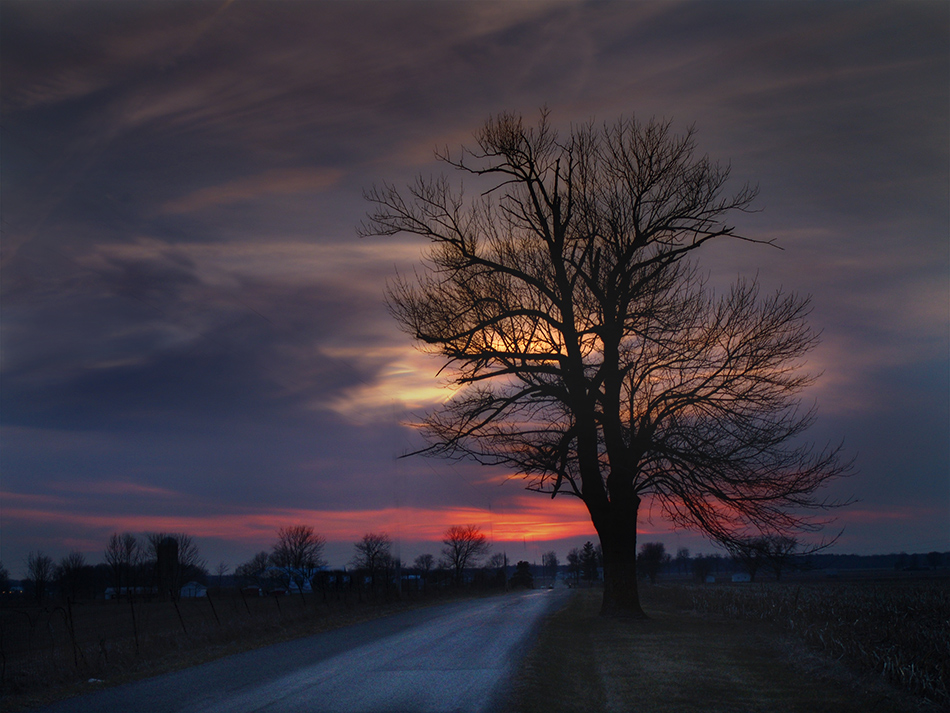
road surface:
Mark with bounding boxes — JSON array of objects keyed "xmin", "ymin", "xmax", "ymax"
[{"xmin": 35, "ymin": 588, "xmax": 569, "ymax": 713}]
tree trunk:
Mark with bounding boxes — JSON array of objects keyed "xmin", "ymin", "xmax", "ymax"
[{"xmin": 594, "ymin": 496, "xmax": 647, "ymax": 618}]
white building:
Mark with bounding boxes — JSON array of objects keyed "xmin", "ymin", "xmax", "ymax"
[{"xmin": 180, "ymin": 581, "xmax": 208, "ymax": 598}]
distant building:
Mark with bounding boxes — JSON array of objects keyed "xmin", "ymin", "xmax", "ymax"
[
  {"xmin": 180, "ymin": 581, "xmax": 208, "ymax": 598},
  {"xmin": 267, "ymin": 566, "xmax": 318, "ymax": 593},
  {"xmin": 731, "ymin": 573, "xmax": 751, "ymax": 583},
  {"xmin": 104, "ymin": 586, "xmax": 153, "ymax": 600}
]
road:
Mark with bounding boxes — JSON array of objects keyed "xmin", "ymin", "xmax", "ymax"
[{"xmin": 36, "ymin": 588, "xmax": 569, "ymax": 713}]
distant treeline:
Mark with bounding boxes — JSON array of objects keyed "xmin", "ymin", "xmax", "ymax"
[{"xmin": 804, "ymin": 551, "xmax": 949, "ymax": 571}]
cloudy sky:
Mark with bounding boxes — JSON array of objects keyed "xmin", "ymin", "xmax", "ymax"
[{"xmin": 2, "ymin": 0, "xmax": 947, "ymax": 576}]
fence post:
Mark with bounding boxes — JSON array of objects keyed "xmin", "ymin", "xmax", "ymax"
[
  {"xmin": 242, "ymin": 585, "xmax": 254, "ymax": 615},
  {"xmin": 128, "ymin": 597, "xmax": 140, "ymax": 655},
  {"xmin": 206, "ymin": 591, "xmax": 221, "ymax": 626},
  {"xmin": 172, "ymin": 594, "xmax": 188, "ymax": 636},
  {"xmin": 66, "ymin": 599, "xmax": 80, "ymax": 668}
]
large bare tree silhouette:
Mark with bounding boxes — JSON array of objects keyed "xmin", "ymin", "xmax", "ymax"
[{"xmin": 362, "ymin": 110, "xmax": 850, "ymax": 616}]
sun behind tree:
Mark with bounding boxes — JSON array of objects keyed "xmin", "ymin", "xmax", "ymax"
[{"xmin": 362, "ymin": 109, "xmax": 851, "ymax": 617}]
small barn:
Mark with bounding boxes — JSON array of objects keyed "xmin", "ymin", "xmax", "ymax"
[{"xmin": 731, "ymin": 572, "xmax": 751, "ymax": 583}]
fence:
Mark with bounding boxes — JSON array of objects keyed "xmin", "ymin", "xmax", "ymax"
[{"xmin": 1, "ymin": 581, "xmax": 455, "ymax": 697}]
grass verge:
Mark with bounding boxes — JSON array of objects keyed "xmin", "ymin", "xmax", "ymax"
[
  {"xmin": 2, "ymin": 590, "xmax": 493, "ymax": 712},
  {"xmin": 506, "ymin": 586, "xmax": 940, "ymax": 713}
]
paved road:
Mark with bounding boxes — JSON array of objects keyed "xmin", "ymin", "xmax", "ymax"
[{"xmin": 36, "ymin": 588, "xmax": 569, "ymax": 713}]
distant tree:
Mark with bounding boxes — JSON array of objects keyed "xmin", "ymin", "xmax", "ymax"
[
  {"xmin": 692, "ymin": 555, "xmax": 714, "ymax": 582},
  {"xmin": 761, "ymin": 535, "xmax": 801, "ymax": 581},
  {"xmin": 413, "ymin": 553, "xmax": 435, "ymax": 578},
  {"xmin": 581, "ymin": 541, "xmax": 599, "ymax": 585},
  {"xmin": 674, "ymin": 548, "xmax": 691, "ymax": 575},
  {"xmin": 215, "ymin": 562, "xmax": 229, "ymax": 589},
  {"xmin": 366, "ymin": 109, "xmax": 851, "ymax": 616},
  {"xmin": 926, "ymin": 551, "xmax": 943, "ymax": 569},
  {"xmin": 0, "ymin": 561, "xmax": 10, "ymax": 592},
  {"xmin": 638, "ymin": 542, "xmax": 667, "ymax": 584},
  {"xmin": 26, "ymin": 551, "xmax": 55, "ymax": 601},
  {"xmin": 235, "ymin": 551, "xmax": 272, "ymax": 588},
  {"xmin": 271, "ymin": 525, "xmax": 327, "ymax": 594},
  {"xmin": 484, "ymin": 552, "xmax": 507, "ymax": 586},
  {"xmin": 541, "ymin": 551, "xmax": 559, "ymax": 585},
  {"xmin": 566, "ymin": 548, "xmax": 582, "ymax": 586},
  {"xmin": 174, "ymin": 534, "xmax": 206, "ymax": 575},
  {"xmin": 442, "ymin": 525, "xmax": 490, "ymax": 586},
  {"xmin": 509, "ymin": 561, "xmax": 534, "ymax": 589},
  {"xmin": 55, "ymin": 551, "xmax": 87, "ymax": 600},
  {"xmin": 728, "ymin": 537, "xmax": 769, "ymax": 582},
  {"xmin": 104, "ymin": 532, "xmax": 142, "ymax": 600},
  {"xmin": 352, "ymin": 532, "xmax": 393, "ymax": 588},
  {"xmin": 486, "ymin": 552, "xmax": 506, "ymax": 569}
]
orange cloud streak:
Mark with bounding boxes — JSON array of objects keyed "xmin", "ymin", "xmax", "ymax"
[{"xmin": 1, "ymin": 490, "xmax": 602, "ymax": 547}]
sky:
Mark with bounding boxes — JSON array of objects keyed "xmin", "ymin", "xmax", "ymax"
[{"xmin": 1, "ymin": 0, "xmax": 948, "ymax": 578}]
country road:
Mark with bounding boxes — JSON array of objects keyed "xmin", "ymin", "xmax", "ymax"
[{"xmin": 34, "ymin": 588, "xmax": 570, "ymax": 713}]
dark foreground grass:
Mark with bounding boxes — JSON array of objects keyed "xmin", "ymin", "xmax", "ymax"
[
  {"xmin": 2, "ymin": 590, "xmax": 491, "ymax": 712},
  {"xmin": 507, "ymin": 586, "xmax": 940, "ymax": 713}
]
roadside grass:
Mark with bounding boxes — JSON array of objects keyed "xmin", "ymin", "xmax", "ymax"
[
  {"xmin": 1, "ymin": 588, "xmax": 497, "ymax": 712},
  {"xmin": 507, "ymin": 586, "xmax": 940, "ymax": 713}
]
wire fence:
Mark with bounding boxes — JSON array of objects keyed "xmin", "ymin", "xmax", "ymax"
[{"xmin": 1, "ymin": 581, "xmax": 461, "ymax": 697}]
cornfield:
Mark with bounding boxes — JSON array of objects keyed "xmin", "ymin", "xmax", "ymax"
[{"xmin": 687, "ymin": 580, "xmax": 950, "ymax": 707}]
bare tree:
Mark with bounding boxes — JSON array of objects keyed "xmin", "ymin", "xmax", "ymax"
[
  {"xmin": 351, "ymin": 533, "xmax": 393, "ymax": 588},
  {"xmin": 442, "ymin": 525, "xmax": 490, "ymax": 586},
  {"xmin": 485, "ymin": 551, "xmax": 507, "ymax": 577},
  {"xmin": 728, "ymin": 537, "xmax": 770, "ymax": 582},
  {"xmin": 26, "ymin": 551, "xmax": 54, "ymax": 601},
  {"xmin": 762, "ymin": 535, "xmax": 801, "ymax": 581},
  {"xmin": 56, "ymin": 551, "xmax": 87, "ymax": 600},
  {"xmin": 215, "ymin": 561, "xmax": 229, "ymax": 589},
  {"xmin": 270, "ymin": 525, "xmax": 327, "ymax": 593},
  {"xmin": 413, "ymin": 553, "xmax": 435, "ymax": 576},
  {"xmin": 104, "ymin": 532, "xmax": 141, "ymax": 600},
  {"xmin": 674, "ymin": 547, "xmax": 691, "ymax": 575},
  {"xmin": 235, "ymin": 551, "xmax": 272, "ymax": 589},
  {"xmin": 362, "ymin": 109, "xmax": 851, "ymax": 616}
]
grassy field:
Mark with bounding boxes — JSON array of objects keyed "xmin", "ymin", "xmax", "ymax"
[
  {"xmin": 507, "ymin": 585, "xmax": 944, "ymax": 713},
  {"xmin": 5, "ymin": 581, "xmax": 945, "ymax": 712}
]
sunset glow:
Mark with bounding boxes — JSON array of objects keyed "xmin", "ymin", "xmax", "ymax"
[{"xmin": 1, "ymin": 1, "xmax": 946, "ymax": 577}]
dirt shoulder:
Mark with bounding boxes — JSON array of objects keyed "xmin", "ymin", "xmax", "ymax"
[{"xmin": 506, "ymin": 586, "xmax": 939, "ymax": 713}]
